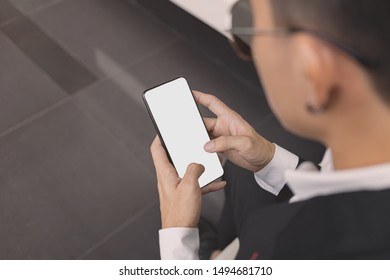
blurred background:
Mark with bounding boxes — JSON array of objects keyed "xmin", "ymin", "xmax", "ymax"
[{"xmin": 0, "ymin": 0, "xmax": 323, "ymax": 259}]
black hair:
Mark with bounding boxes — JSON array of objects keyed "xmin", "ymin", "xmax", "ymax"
[{"xmin": 271, "ymin": 0, "xmax": 390, "ymax": 103}]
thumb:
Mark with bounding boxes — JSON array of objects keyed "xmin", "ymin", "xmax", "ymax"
[
  {"xmin": 182, "ymin": 163, "xmax": 205, "ymax": 186},
  {"xmin": 204, "ymin": 136, "xmax": 250, "ymax": 153}
]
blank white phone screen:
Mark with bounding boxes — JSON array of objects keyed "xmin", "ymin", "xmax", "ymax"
[{"xmin": 144, "ymin": 77, "xmax": 223, "ymax": 188}]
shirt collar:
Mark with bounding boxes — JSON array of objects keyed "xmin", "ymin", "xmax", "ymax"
[{"xmin": 286, "ymin": 160, "xmax": 390, "ymax": 203}]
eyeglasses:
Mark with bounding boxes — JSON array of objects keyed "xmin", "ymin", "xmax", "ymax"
[{"xmin": 228, "ymin": 26, "xmax": 375, "ymax": 68}]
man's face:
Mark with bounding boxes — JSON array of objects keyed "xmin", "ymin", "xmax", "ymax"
[{"xmin": 250, "ymin": 0, "xmax": 314, "ymax": 138}]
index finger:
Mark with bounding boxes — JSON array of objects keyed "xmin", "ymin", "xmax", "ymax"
[{"xmin": 193, "ymin": 91, "xmax": 232, "ymax": 117}]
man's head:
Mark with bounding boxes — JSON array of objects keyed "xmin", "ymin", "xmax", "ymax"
[{"xmin": 250, "ymin": 0, "xmax": 390, "ymax": 144}]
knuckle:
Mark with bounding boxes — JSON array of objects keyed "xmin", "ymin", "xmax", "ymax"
[
  {"xmin": 191, "ymin": 163, "xmax": 205, "ymax": 174},
  {"xmin": 201, "ymin": 188, "xmax": 210, "ymax": 195},
  {"xmin": 214, "ymin": 138, "xmax": 222, "ymax": 149},
  {"xmin": 188, "ymin": 163, "xmax": 199, "ymax": 171},
  {"xmin": 206, "ymin": 94, "xmax": 219, "ymax": 104},
  {"xmin": 181, "ymin": 175, "xmax": 195, "ymax": 186},
  {"xmin": 220, "ymin": 136, "xmax": 230, "ymax": 149}
]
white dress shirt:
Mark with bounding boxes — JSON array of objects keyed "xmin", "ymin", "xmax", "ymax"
[{"xmin": 159, "ymin": 144, "xmax": 390, "ymax": 260}]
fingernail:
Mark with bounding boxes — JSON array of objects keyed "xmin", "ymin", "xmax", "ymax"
[{"xmin": 204, "ymin": 141, "xmax": 214, "ymax": 152}]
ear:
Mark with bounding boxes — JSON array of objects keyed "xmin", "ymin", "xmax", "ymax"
[{"xmin": 292, "ymin": 34, "xmax": 338, "ymax": 112}]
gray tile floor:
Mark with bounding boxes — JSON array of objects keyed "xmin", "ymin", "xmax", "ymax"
[{"xmin": 0, "ymin": 0, "xmax": 324, "ymax": 259}]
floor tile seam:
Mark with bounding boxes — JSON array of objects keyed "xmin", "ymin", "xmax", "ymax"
[
  {"xmin": 67, "ymin": 39, "xmax": 184, "ymax": 173},
  {"xmin": 113, "ymin": 6, "xmax": 271, "ymax": 123},
  {"xmin": 1, "ymin": 9, "xmax": 101, "ymax": 79},
  {"xmin": 26, "ymin": 0, "xmax": 64, "ymax": 15},
  {"xmin": 0, "ymin": 95, "xmax": 73, "ymax": 139},
  {"xmin": 68, "ymin": 38, "xmax": 180, "ymax": 97},
  {"xmin": 131, "ymin": 0, "xmax": 262, "ymax": 93},
  {"xmin": 111, "ymin": 36, "xmax": 181, "ymax": 74},
  {"xmin": 2, "ymin": 9, "xmax": 180, "ymax": 94},
  {"xmin": 130, "ymin": 0, "xmax": 185, "ymax": 43},
  {"xmin": 0, "ymin": 0, "xmax": 23, "ymax": 27},
  {"xmin": 1, "ymin": 14, "xmax": 100, "ymax": 97},
  {"xmin": 0, "ymin": 76, "xmax": 152, "ymax": 174},
  {"xmin": 0, "ymin": 69, "xmax": 106, "ymax": 139},
  {"xmin": 3, "ymin": 0, "xmax": 64, "ymax": 16},
  {"xmin": 77, "ymin": 96, "xmax": 155, "ymax": 175},
  {"xmin": 0, "ymin": 40, "xmax": 157, "ymax": 171},
  {"xmin": 0, "ymin": 17, "xmax": 18, "ymax": 28},
  {"xmin": 75, "ymin": 200, "xmax": 159, "ymax": 260},
  {"xmin": 25, "ymin": 1, "xmax": 180, "ymax": 81},
  {"xmin": 177, "ymin": 38, "xmax": 263, "ymax": 94},
  {"xmin": 0, "ymin": 32, "xmax": 73, "ymax": 96}
]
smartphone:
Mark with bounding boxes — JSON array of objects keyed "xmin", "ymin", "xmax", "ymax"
[{"xmin": 143, "ymin": 77, "xmax": 224, "ymax": 188}]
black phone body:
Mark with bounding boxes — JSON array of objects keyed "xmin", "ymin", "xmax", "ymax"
[{"xmin": 143, "ymin": 77, "xmax": 224, "ymax": 188}]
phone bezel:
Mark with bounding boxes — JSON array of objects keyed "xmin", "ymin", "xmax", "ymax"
[{"xmin": 142, "ymin": 76, "xmax": 224, "ymax": 187}]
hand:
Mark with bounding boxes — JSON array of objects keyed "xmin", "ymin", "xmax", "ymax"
[
  {"xmin": 194, "ymin": 91, "xmax": 275, "ymax": 173},
  {"xmin": 150, "ymin": 136, "xmax": 226, "ymax": 229}
]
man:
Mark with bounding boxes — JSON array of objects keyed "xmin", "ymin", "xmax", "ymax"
[{"xmin": 150, "ymin": 0, "xmax": 390, "ymax": 259}]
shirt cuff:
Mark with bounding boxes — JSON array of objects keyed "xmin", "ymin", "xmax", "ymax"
[
  {"xmin": 159, "ymin": 227, "xmax": 199, "ymax": 260},
  {"xmin": 254, "ymin": 144, "xmax": 299, "ymax": 196}
]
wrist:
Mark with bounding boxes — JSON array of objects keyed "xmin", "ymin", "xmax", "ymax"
[
  {"xmin": 265, "ymin": 141, "xmax": 276, "ymax": 166},
  {"xmin": 161, "ymin": 214, "xmax": 199, "ymax": 229},
  {"xmin": 162, "ymin": 222, "xmax": 197, "ymax": 229},
  {"xmin": 253, "ymin": 139, "xmax": 276, "ymax": 173}
]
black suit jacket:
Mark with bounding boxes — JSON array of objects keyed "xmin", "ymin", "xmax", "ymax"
[{"xmin": 237, "ymin": 188, "xmax": 390, "ymax": 259}]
